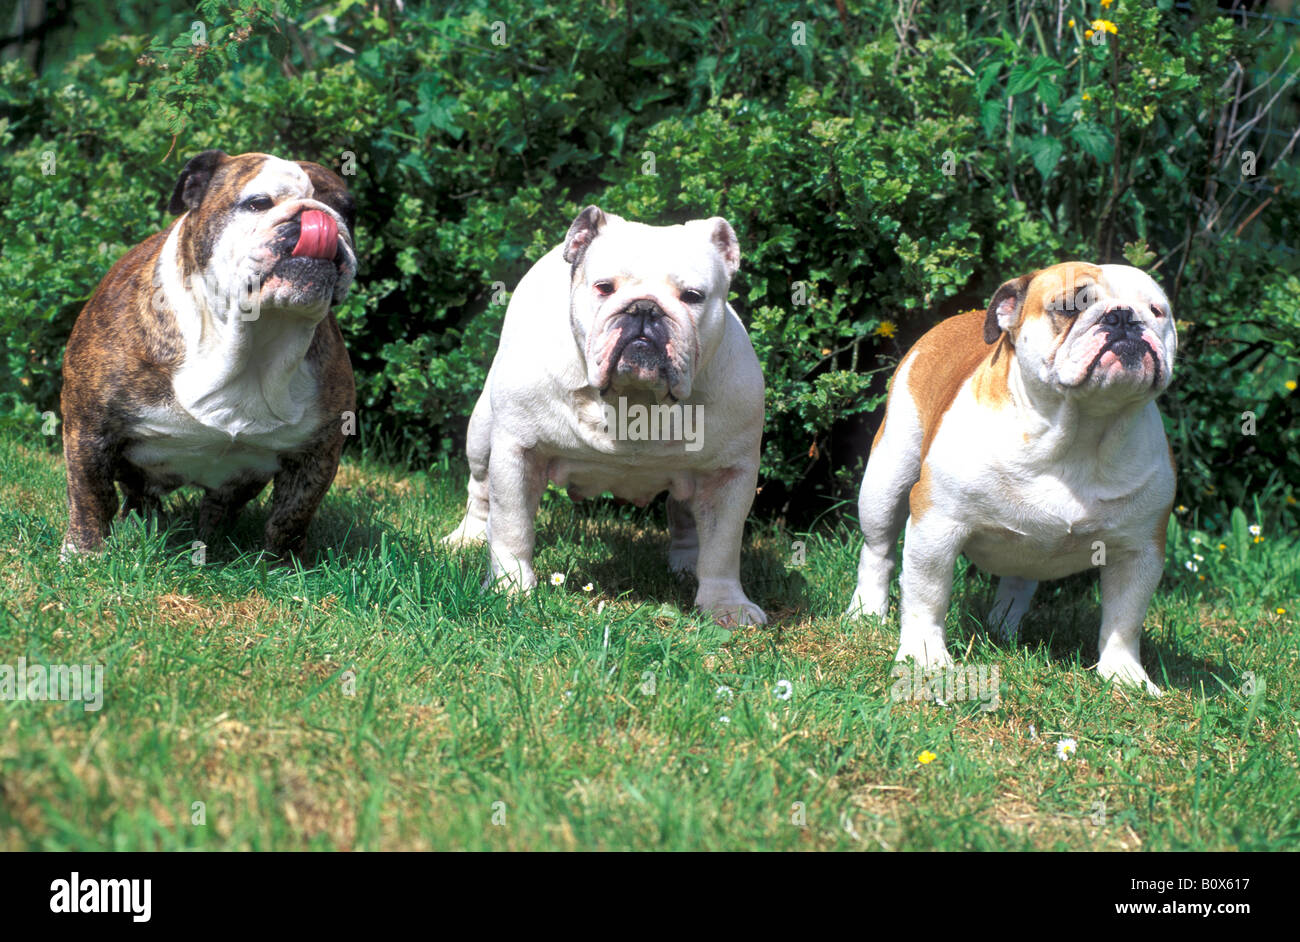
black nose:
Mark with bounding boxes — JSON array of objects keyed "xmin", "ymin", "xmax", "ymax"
[
  {"xmin": 622, "ymin": 299, "xmax": 666, "ymax": 335},
  {"xmin": 1100, "ymin": 306, "xmax": 1140, "ymax": 336},
  {"xmin": 623, "ymin": 299, "xmax": 664, "ymax": 319}
]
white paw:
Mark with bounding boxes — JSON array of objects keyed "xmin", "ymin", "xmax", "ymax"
[
  {"xmin": 846, "ymin": 586, "xmax": 889, "ymax": 620},
  {"xmin": 988, "ymin": 610, "xmax": 1020, "ymax": 643},
  {"xmin": 894, "ymin": 634, "xmax": 954, "ymax": 670},
  {"xmin": 696, "ymin": 581, "xmax": 767, "ymax": 627},
  {"xmin": 442, "ymin": 517, "xmax": 488, "ymax": 547},
  {"xmin": 701, "ymin": 599, "xmax": 768, "ymax": 628},
  {"xmin": 1097, "ymin": 656, "xmax": 1162, "ymax": 697}
]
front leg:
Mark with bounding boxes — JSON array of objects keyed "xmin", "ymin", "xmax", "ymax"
[
  {"xmin": 264, "ymin": 436, "xmax": 342, "ymax": 559},
  {"xmin": 896, "ymin": 509, "xmax": 970, "ymax": 668},
  {"xmin": 1096, "ymin": 543, "xmax": 1163, "ymax": 696},
  {"xmin": 485, "ymin": 436, "xmax": 547, "ymax": 592},
  {"xmin": 689, "ymin": 465, "xmax": 766, "ymax": 627}
]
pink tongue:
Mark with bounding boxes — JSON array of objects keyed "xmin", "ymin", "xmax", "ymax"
[{"xmin": 292, "ymin": 210, "xmax": 338, "ymax": 260}]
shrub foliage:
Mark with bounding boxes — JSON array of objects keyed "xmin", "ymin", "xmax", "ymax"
[{"xmin": 1, "ymin": 0, "xmax": 1296, "ymax": 527}]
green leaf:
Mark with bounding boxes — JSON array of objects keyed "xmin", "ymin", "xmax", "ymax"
[{"xmin": 1025, "ymin": 135, "xmax": 1064, "ymax": 177}]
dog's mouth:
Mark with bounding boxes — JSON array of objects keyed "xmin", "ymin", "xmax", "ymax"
[
  {"xmin": 1083, "ymin": 335, "xmax": 1163, "ymax": 387},
  {"xmin": 599, "ymin": 301, "xmax": 672, "ymax": 390},
  {"xmin": 268, "ymin": 211, "xmax": 347, "ymax": 269}
]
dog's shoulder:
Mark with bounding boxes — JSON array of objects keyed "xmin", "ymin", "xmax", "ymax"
[{"xmin": 896, "ymin": 308, "xmax": 1011, "ymax": 456}]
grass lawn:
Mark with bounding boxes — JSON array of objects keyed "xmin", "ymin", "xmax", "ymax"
[{"xmin": 0, "ymin": 431, "xmax": 1296, "ymax": 851}]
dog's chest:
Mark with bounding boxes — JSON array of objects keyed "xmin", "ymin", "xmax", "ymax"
[
  {"xmin": 123, "ymin": 366, "xmax": 323, "ymax": 490},
  {"xmin": 962, "ymin": 485, "xmax": 1152, "ymax": 580}
]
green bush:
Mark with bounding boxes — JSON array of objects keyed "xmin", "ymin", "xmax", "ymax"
[{"xmin": 1, "ymin": 0, "xmax": 1296, "ymax": 532}]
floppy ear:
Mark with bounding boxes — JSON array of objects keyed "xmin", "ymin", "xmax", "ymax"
[
  {"xmin": 298, "ymin": 161, "xmax": 358, "ymax": 240},
  {"xmin": 983, "ymin": 272, "xmax": 1035, "ymax": 344},
  {"xmin": 703, "ymin": 217, "xmax": 740, "ymax": 279},
  {"xmin": 167, "ymin": 150, "xmax": 228, "ymax": 215},
  {"xmin": 563, "ymin": 205, "xmax": 607, "ymax": 265}
]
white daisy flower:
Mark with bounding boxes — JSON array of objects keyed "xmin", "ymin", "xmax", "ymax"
[
  {"xmin": 550, "ymin": 572, "xmax": 565, "ymax": 586},
  {"xmin": 1249, "ymin": 524, "xmax": 1262, "ymax": 537},
  {"xmin": 582, "ymin": 582, "xmax": 594, "ymax": 592},
  {"xmin": 1055, "ymin": 738, "xmax": 1078, "ymax": 761},
  {"xmin": 719, "ymin": 715, "xmax": 730, "ymax": 725},
  {"xmin": 715, "ymin": 685, "xmax": 734, "ymax": 702},
  {"xmin": 1185, "ymin": 560, "xmax": 1199, "ymax": 572},
  {"xmin": 774, "ymin": 679, "xmax": 794, "ymax": 701}
]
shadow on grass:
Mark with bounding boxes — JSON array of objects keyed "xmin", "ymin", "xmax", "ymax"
[
  {"xmin": 532, "ymin": 494, "xmax": 809, "ymax": 619},
  {"xmin": 129, "ymin": 487, "xmax": 423, "ymax": 569},
  {"xmin": 949, "ymin": 567, "xmax": 1229, "ymax": 699}
]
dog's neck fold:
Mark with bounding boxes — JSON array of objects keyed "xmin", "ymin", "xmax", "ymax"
[
  {"xmin": 1004, "ymin": 351, "xmax": 1156, "ymax": 472},
  {"xmin": 158, "ymin": 222, "xmax": 325, "ymax": 436}
]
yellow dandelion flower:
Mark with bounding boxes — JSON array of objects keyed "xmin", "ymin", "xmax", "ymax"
[
  {"xmin": 1082, "ymin": 92, "xmax": 1091, "ymax": 101},
  {"xmin": 1198, "ymin": 574, "xmax": 1206, "ymax": 582},
  {"xmin": 917, "ymin": 750, "xmax": 937, "ymax": 765},
  {"xmin": 1277, "ymin": 607, "xmax": 1287, "ymax": 615},
  {"xmin": 1068, "ymin": 18, "xmax": 1076, "ymax": 27},
  {"xmin": 1286, "ymin": 380, "xmax": 1297, "ymax": 391},
  {"xmin": 874, "ymin": 321, "xmax": 897, "ymax": 338},
  {"xmin": 1253, "ymin": 536, "xmax": 1264, "ymax": 544},
  {"xmin": 1084, "ymin": 29, "xmax": 1094, "ymax": 39},
  {"xmin": 1217, "ymin": 543, "xmax": 1227, "ymax": 551},
  {"xmin": 1092, "ymin": 19, "xmax": 1118, "ymax": 34},
  {"xmin": 1101, "ymin": 0, "xmax": 1114, "ymax": 7}
]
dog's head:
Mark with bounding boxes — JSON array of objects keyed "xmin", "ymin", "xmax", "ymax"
[
  {"xmin": 562, "ymin": 206, "xmax": 740, "ymax": 402},
  {"xmin": 984, "ymin": 261, "xmax": 1177, "ymax": 406},
  {"xmin": 167, "ymin": 150, "xmax": 358, "ymax": 318}
]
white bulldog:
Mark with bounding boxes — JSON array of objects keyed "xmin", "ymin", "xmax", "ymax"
[
  {"xmin": 848, "ymin": 262, "xmax": 1178, "ymax": 695},
  {"xmin": 444, "ymin": 206, "xmax": 768, "ymax": 626}
]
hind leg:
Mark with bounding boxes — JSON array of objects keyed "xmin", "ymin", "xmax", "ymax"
[
  {"xmin": 443, "ymin": 387, "xmax": 492, "ymax": 547},
  {"xmin": 848, "ymin": 359, "xmax": 923, "ymax": 619},
  {"xmin": 118, "ymin": 461, "xmax": 163, "ymax": 523},
  {"xmin": 666, "ymin": 496, "xmax": 698, "ymax": 576},
  {"xmin": 988, "ymin": 576, "xmax": 1038, "ymax": 640},
  {"xmin": 199, "ymin": 474, "xmax": 270, "ymax": 544}
]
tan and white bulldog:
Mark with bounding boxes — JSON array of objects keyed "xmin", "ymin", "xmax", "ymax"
[
  {"xmin": 443, "ymin": 206, "xmax": 767, "ymax": 626},
  {"xmin": 61, "ymin": 150, "xmax": 358, "ymax": 558},
  {"xmin": 848, "ymin": 262, "xmax": 1177, "ymax": 695}
]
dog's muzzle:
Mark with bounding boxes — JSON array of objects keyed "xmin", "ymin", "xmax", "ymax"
[
  {"xmin": 1096, "ymin": 307, "xmax": 1149, "ymax": 367},
  {"xmin": 610, "ymin": 299, "xmax": 671, "ymax": 373},
  {"xmin": 1079, "ymin": 305, "xmax": 1164, "ymax": 388}
]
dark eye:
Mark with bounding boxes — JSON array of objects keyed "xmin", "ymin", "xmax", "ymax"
[
  {"xmin": 241, "ymin": 195, "xmax": 274, "ymax": 212},
  {"xmin": 680, "ymin": 288, "xmax": 706, "ymax": 304},
  {"xmin": 594, "ymin": 281, "xmax": 615, "ymax": 296},
  {"xmin": 1152, "ymin": 305, "xmax": 1169, "ymax": 319}
]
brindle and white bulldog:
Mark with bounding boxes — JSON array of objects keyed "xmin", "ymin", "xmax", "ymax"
[
  {"xmin": 444, "ymin": 206, "xmax": 767, "ymax": 626},
  {"xmin": 848, "ymin": 263, "xmax": 1178, "ymax": 695},
  {"xmin": 61, "ymin": 150, "xmax": 358, "ymax": 558}
]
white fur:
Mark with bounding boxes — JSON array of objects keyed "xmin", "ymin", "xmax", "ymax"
[
  {"xmin": 849, "ymin": 265, "xmax": 1177, "ymax": 695},
  {"xmin": 444, "ymin": 214, "xmax": 767, "ymax": 627}
]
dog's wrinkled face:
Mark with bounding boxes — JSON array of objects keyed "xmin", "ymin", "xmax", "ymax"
[
  {"xmin": 984, "ymin": 261, "xmax": 1177, "ymax": 405},
  {"xmin": 168, "ymin": 150, "xmax": 358, "ymax": 319},
  {"xmin": 562, "ymin": 206, "xmax": 740, "ymax": 402}
]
